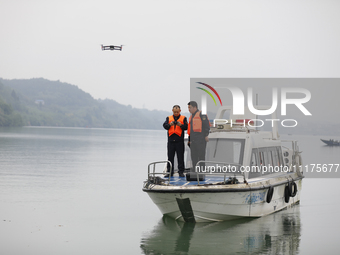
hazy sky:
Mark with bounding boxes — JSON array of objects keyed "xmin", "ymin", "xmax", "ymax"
[{"xmin": 1, "ymin": 0, "xmax": 339, "ymax": 112}]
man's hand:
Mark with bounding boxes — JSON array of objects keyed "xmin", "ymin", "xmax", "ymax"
[
  {"xmin": 205, "ymin": 136, "xmax": 209, "ymax": 142},
  {"xmin": 176, "ymin": 122, "xmax": 182, "ymax": 126},
  {"xmin": 170, "ymin": 121, "xmax": 175, "ymax": 126}
]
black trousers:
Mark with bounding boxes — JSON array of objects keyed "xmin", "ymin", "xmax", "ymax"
[
  {"xmin": 190, "ymin": 139, "xmax": 207, "ymax": 172},
  {"xmin": 167, "ymin": 141, "xmax": 185, "ymax": 174}
]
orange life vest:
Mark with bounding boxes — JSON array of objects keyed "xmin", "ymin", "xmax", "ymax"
[
  {"xmin": 168, "ymin": 115, "xmax": 185, "ymax": 136},
  {"xmin": 188, "ymin": 111, "xmax": 202, "ymax": 136}
]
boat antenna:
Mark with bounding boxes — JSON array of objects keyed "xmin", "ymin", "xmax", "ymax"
[{"xmin": 256, "ymin": 93, "xmax": 258, "ymax": 131}]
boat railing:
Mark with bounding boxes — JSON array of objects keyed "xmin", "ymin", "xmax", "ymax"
[
  {"xmin": 148, "ymin": 160, "xmax": 172, "ymax": 185},
  {"xmin": 195, "ymin": 160, "xmax": 243, "ymax": 184}
]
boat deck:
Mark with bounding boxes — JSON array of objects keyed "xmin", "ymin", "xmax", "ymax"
[
  {"xmin": 155, "ymin": 171, "xmax": 297, "ymax": 186},
  {"xmin": 159, "ymin": 174, "xmax": 243, "ymax": 186}
]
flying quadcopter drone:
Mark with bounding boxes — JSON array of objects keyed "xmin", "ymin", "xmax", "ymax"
[{"xmin": 101, "ymin": 44, "xmax": 123, "ymax": 51}]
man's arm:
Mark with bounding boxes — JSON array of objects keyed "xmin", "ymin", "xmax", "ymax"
[
  {"xmin": 202, "ymin": 115, "xmax": 210, "ymax": 136},
  {"xmin": 201, "ymin": 114, "xmax": 210, "ymax": 142},
  {"xmin": 163, "ymin": 117, "xmax": 170, "ymax": 130},
  {"xmin": 181, "ymin": 117, "xmax": 188, "ymax": 131}
]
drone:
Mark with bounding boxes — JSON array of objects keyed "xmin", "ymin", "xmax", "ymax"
[{"xmin": 101, "ymin": 44, "xmax": 123, "ymax": 51}]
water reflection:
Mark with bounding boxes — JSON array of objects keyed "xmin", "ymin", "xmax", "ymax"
[{"xmin": 141, "ymin": 206, "xmax": 301, "ymax": 255}]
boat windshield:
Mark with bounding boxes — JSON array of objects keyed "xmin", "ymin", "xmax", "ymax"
[{"xmin": 206, "ymin": 138, "xmax": 245, "ymax": 167}]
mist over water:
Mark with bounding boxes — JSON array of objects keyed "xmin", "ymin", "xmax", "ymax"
[{"xmin": 0, "ymin": 127, "xmax": 339, "ymax": 254}]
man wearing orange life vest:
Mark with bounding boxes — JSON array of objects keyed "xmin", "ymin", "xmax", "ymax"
[
  {"xmin": 163, "ymin": 105, "xmax": 188, "ymax": 177},
  {"xmin": 187, "ymin": 101, "xmax": 210, "ymax": 173}
]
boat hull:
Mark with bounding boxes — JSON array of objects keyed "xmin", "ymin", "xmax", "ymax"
[
  {"xmin": 321, "ymin": 139, "xmax": 340, "ymax": 146},
  {"xmin": 144, "ymin": 178, "xmax": 302, "ymax": 222}
]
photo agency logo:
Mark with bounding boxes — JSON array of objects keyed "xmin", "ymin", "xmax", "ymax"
[
  {"xmin": 190, "ymin": 78, "xmax": 340, "ymax": 178},
  {"xmin": 196, "ymin": 82, "xmax": 223, "ymax": 107},
  {"xmin": 191, "ymin": 78, "xmax": 312, "ymax": 129}
]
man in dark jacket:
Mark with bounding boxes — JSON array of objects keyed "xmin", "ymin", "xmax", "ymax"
[
  {"xmin": 187, "ymin": 101, "xmax": 210, "ymax": 173},
  {"xmin": 163, "ymin": 105, "xmax": 188, "ymax": 177}
]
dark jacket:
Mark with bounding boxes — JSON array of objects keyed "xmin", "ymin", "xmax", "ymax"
[
  {"xmin": 188, "ymin": 110, "xmax": 210, "ymax": 142},
  {"xmin": 163, "ymin": 114, "xmax": 188, "ymax": 142}
]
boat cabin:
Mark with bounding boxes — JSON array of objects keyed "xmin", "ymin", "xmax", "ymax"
[{"xmin": 174, "ymin": 106, "xmax": 301, "ymax": 184}]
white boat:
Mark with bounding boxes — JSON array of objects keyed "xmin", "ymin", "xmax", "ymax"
[{"xmin": 143, "ymin": 106, "xmax": 304, "ymax": 223}]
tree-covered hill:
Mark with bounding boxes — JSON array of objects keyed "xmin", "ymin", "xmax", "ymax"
[{"xmin": 0, "ymin": 78, "xmax": 170, "ymax": 129}]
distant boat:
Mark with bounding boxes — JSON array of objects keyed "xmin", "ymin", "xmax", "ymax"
[{"xmin": 321, "ymin": 139, "xmax": 340, "ymax": 146}]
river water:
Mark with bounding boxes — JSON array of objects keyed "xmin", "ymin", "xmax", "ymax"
[{"xmin": 0, "ymin": 127, "xmax": 339, "ymax": 254}]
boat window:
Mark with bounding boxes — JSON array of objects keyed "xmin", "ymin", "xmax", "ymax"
[
  {"xmin": 251, "ymin": 151, "xmax": 257, "ymax": 167},
  {"xmin": 267, "ymin": 150, "xmax": 274, "ymax": 167},
  {"xmin": 271, "ymin": 149, "xmax": 279, "ymax": 167},
  {"xmin": 259, "ymin": 151, "xmax": 266, "ymax": 166},
  {"xmin": 206, "ymin": 138, "xmax": 245, "ymax": 165},
  {"xmin": 249, "ymin": 149, "xmax": 262, "ymax": 178},
  {"xmin": 249, "ymin": 146, "xmax": 286, "ymax": 178},
  {"xmin": 276, "ymin": 147, "xmax": 283, "ymax": 166}
]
